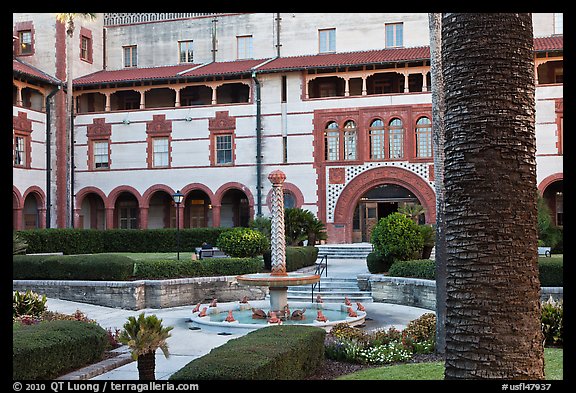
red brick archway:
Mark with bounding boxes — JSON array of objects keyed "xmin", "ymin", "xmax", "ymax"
[{"xmin": 329, "ymin": 166, "xmax": 436, "ymax": 243}]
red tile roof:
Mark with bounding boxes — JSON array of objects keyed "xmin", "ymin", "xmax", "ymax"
[
  {"xmin": 13, "ymin": 58, "xmax": 61, "ymax": 85},
  {"xmin": 73, "ymin": 64, "xmax": 199, "ymax": 86},
  {"xmin": 180, "ymin": 59, "xmax": 267, "ymax": 77},
  {"xmin": 534, "ymin": 35, "xmax": 563, "ymax": 51},
  {"xmin": 69, "ymin": 36, "xmax": 562, "ymax": 86},
  {"xmin": 257, "ymin": 46, "xmax": 431, "ymax": 72}
]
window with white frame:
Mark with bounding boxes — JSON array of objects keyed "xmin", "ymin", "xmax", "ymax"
[
  {"xmin": 152, "ymin": 137, "xmax": 170, "ymax": 167},
  {"xmin": 324, "ymin": 121, "xmax": 339, "ymax": 161},
  {"xmin": 81, "ymin": 36, "xmax": 91, "ymax": 61},
  {"xmin": 14, "ymin": 135, "xmax": 26, "ymax": 166},
  {"xmin": 179, "ymin": 40, "xmax": 194, "ymax": 63},
  {"xmin": 369, "ymin": 119, "xmax": 386, "ymax": 159},
  {"xmin": 237, "ymin": 35, "xmax": 253, "ymax": 59},
  {"xmin": 554, "ymin": 13, "xmax": 563, "ymax": 35},
  {"xmin": 319, "ymin": 28, "xmax": 336, "ymax": 53},
  {"xmin": 216, "ymin": 134, "xmax": 233, "ymax": 165},
  {"xmin": 389, "ymin": 118, "xmax": 404, "ymax": 158},
  {"xmin": 93, "ymin": 140, "xmax": 110, "ymax": 169},
  {"xmin": 18, "ymin": 30, "xmax": 32, "ymax": 55},
  {"xmin": 123, "ymin": 45, "xmax": 137, "ymax": 67},
  {"xmin": 343, "ymin": 120, "xmax": 357, "ymax": 160},
  {"xmin": 415, "ymin": 117, "xmax": 432, "ymax": 158},
  {"xmin": 385, "ymin": 23, "xmax": 403, "ymax": 48}
]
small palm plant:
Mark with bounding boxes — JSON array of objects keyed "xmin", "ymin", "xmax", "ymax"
[{"xmin": 118, "ymin": 313, "xmax": 173, "ymax": 380}]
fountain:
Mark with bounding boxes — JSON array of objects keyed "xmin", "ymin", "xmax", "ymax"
[{"xmin": 189, "ymin": 170, "xmax": 366, "ymax": 333}]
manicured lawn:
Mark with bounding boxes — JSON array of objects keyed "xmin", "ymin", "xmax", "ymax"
[
  {"xmin": 337, "ymin": 348, "xmax": 562, "ymax": 380},
  {"xmin": 113, "ymin": 252, "xmax": 196, "ymax": 261}
]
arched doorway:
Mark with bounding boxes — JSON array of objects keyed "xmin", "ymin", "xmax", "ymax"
[
  {"xmin": 542, "ymin": 179, "xmax": 563, "ymax": 227},
  {"xmin": 22, "ymin": 192, "xmax": 41, "ymax": 229},
  {"xmin": 353, "ymin": 184, "xmax": 424, "ymax": 242},
  {"xmin": 184, "ymin": 189, "xmax": 213, "ymax": 228},
  {"xmin": 221, "ymin": 189, "xmax": 250, "ymax": 228},
  {"xmin": 79, "ymin": 192, "xmax": 106, "ymax": 229},
  {"xmin": 114, "ymin": 192, "xmax": 139, "ymax": 229},
  {"xmin": 148, "ymin": 191, "xmax": 175, "ymax": 229},
  {"xmin": 331, "ymin": 166, "xmax": 436, "ymax": 243}
]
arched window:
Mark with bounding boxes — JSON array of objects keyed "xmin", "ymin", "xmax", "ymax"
[
  {"xmin": 416, "ymin": 117, "xmax": 432, "ymax": 158},
  {"xmin": 389, "ymin": 118, "xmax": 404, "ymax": 159},
  {"xmin": 343, "ymin": 120, "xmax": 357, "ymax": 160},
  {"xmin": 324, "ymin": 121, "xmax": 339, "ymax": 161},
  {"xmin": 369, "ymin": 119, "xmax": 385, "ymax": 159}
]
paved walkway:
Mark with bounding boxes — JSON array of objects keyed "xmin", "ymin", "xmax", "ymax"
[{"xmin": 47, "ymin": 258, "xmax": 432, "ymax": 380}]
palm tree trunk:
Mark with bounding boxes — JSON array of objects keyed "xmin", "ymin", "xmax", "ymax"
[
  {"xmin": 442, "ymin": 13, "xmax": 544, "ymax": 379},
  {"xmin": 429, "ymin": 12, "xmax": 446, "ymax": 356},
  {"xmin": 137, "ymin": 352, "xmax": 157, "ymax": 380}
]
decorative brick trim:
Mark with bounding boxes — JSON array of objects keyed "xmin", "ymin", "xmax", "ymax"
[
  {"xmin": 13, "ymin": 21, "xmax": 35, "ymax": 56},
  {"xmin": 146, "ymin": 115, "xmax": 173, "ymax": 169},
  {"xmin": 208, "ymin": 111, "xmax": 236, "ymax": 166},
  {"xmin": 332, "ymin": 166, "xmax": 436, "ymax": 243},
  {"xmin": 79, "ymin": 26, "xmax": 93, "ymax": 64},
  {"xmin": 86, "ymin": 118, "xmax": 112, "ymax": 170}
]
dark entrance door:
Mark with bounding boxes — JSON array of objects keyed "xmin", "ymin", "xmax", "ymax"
[{"xmin": 352, "ymin": 184, "xmax": 421, "ymax": 243}]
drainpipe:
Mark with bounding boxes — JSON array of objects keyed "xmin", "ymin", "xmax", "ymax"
[
  {"xmin": 70, "ymin": 100, "xmax": 75, "ymax": 228},
  {"xmin": 252, "ymin": 71, "xmax": 263, "ymax": 217},
  {"xmin": 45, "ymin": 85, "xmax": 62, "ymax": 228},
  {"xmin": 275, "ymin": 13, "xmax": 282, "ymax": 57}
]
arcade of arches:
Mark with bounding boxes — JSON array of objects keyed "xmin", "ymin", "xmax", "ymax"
[{"xmin": 12, "ymin": 183, "xmax": 254, "ymax": 230}]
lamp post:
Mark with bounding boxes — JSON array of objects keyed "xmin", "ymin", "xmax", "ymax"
[{"xmin": 172, "ymin": 190, "xmax": 184, "ymax": 260}]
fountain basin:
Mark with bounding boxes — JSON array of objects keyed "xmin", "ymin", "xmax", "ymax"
[
  {"xmin": 188, "ymin": 300, "xmax": 366, "ymax": 334},
  {"xmin": 236, "ymin": 272, "xmax": 321, "ymax": 287}
]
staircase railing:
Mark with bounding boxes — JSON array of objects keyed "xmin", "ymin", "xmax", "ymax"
[{"xmin": 311, "ymin": 254, "xmax": 328, "ymax": 302}]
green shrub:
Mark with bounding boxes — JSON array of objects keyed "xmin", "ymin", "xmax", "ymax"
[
  {"xmin": 13, "ymin": 320, "xmax": 108, "ymax": 380},
  {"xmin": 216, "ymin": 227, "xmax": 270, "ymax": 258},
  {"xmin": 16, "ymin": 228, "xmax": 233, "ymax": 254},
  {"xmin": 541, "ymin": 297, "xmax": 563, "ymax": 346},
  {"xmin": 170, "ymin": 325, "xmax": 325, "ymax": 380},
  {"xmin": 388, "ymin": 259, "xmax": 436, "ymax": 279},
  {"xmin": 366, "ymin": 250, "xmax": 392, "ymax": 273},
  {"xmin": 263, "ymin": 246, "xmax": 318, "ymax": 271},
  {"xmin": 371, "ymin": 213, "xmax": 424, "ymax": 265},
  {"xmin": 13, "ymin": 290, "xmax": 47, "ymax": 319},
  {"xmin": 539, "ymin": 257, "xmax": 563, "ymax": 286},
  {"xmin": 13, "ymin": 253, "xmax": 135, "ymax": 280},
  {"xmin": 133, "ymin": 257, "xmax": 263, "ymax": 279}
]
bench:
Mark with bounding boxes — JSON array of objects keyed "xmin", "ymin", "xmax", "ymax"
[
  {"xmin": 194, "ymin": 247, "xmax": 229, "ymax": 259},
  {"xmin": 538, "ymin": 247, "xmax": 552, "ymax": 257}
]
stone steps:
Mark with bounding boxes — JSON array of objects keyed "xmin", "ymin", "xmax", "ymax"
[
  {"xmin": 284, "ymin": 277, "xmax": 373, "ymax": 303},
  {"xmin": 315, "ymin": 243, "xmax": 373, "ymax": 259}
]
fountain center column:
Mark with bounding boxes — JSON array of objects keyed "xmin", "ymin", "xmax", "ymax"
[
  {"xmin": 268, "ymin": 170, "xmax": 288, "ymax": 312},
  {"xmin": 268, "ymin": 170, "xmax": 287, "ymax": 277}
]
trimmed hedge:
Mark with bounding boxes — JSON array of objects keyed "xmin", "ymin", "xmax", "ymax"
[
  {"xmin": 13, "ymin": 320, "xmax": 109, "ymax": 380},
  {"xmin": 133, "ymin": 257, "xmax": 264, "ymax": 279},
  {"xmin": 388, "ymin": 259, "xmax": 436, "ymax": 279},
  {"xmin": 387, "ymin": 257, "xmax": 563, "ymax": 287},
  {"xmin": 263, "ymin": 246, "xmax": 319, "ymax": 271},
  {"xmin": 13, "ymin": 253, "xmax": 263, "ymax": 280},
  {"xmin": 539, "ymin": 257, "xmax": 563, "ymax": 287},
  {"xmin": 169, "ymin": 325, "xmax": 326, "ymax": 380},
  {"xmin": 16, "ymin": 228, "xmax": 233, "ymax": 255},
  {"xmin": 13, "ymin": 253, "xmax": 135, "ymax": 280}
]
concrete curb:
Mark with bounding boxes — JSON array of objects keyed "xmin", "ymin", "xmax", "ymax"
[{"xmin": 56, "ymin": 346, "xmax": 134, "ymax": 380}]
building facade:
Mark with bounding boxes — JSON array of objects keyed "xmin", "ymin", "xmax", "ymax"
[{"xmin": 13, "ymin": 12, "xmax": 563, "ymax": 243}]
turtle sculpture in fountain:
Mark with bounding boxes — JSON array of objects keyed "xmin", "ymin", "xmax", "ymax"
[
  {"xmin": 290, "ymin": 308, "xmax": 306, "ymax": 321},
  {"xmin": 252, "ymin": 308, "xmax": 267, "ymax": 319}
]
